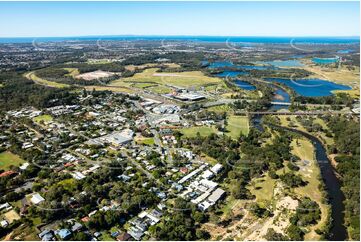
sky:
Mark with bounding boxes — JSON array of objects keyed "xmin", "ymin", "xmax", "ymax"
[{"xmin": 0, "ymin": 1, "xmax": 359, "ymax": 37}]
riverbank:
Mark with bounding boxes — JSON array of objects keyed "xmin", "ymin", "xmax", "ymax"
[{"xmin": 270, "ymin": 124, "xmax": 347, "ymax": 240}]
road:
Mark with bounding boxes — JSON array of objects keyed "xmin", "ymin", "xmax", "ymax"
[{"xmin": 120, "ymin": 149, "xmax": 164, "ymax": 186}]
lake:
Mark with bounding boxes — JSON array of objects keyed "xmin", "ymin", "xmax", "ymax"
[
  {"xmin": 215, "ymin": 71, "xmax": 247, "ymax": 77},
  {"xmin": 337, "ymin": 49, "xmax": 353, "ymax": 54},
  {"xmin": 207, "ymin": 61, "xmax": 274, "ymax": 70},
  {"xmin": 234, "ymin": 80, "xmax": 256, "ymax": 91},
  {"xmin": 207, "ymin": 61, "xmax": 235, "ymax": 68},
  {"xmin": 256, "ymin": 59, "xmax": 304, "ymax": 67},
  {"xmin": 215, "ymin": 71, "xmax": 255, "ymax": 90},
  {"xmin": 266, "ymin": 78, "xmax": 352, "ymax": 97},
  {"xmin": 312, "ymin": 57, "xmax": 339, "ymax": 64}
]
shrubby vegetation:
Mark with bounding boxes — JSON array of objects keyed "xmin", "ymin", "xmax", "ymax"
[
  {"xmin": 291, "ymin": 197, "xmax": 321, "ymax": 226},
  {"xmin": 265, "ymin": 228, "xmax": 289, "ymax": 241},
  {"xmin": 325, "ymin": 116, "xmax": 360, "ymax": 240},
  {"xmin": 279, "ymin": 173, "xmax": 306, "ymax": 187},
  {"xmin": 0, "ymin": 72, "xmax": 77, "ymax": 111},
  {"xmin": 153, "ymin": 198, "xmax": 210, "ymax": 240},
  {"xmin": 294, "ymin": 92, "xmax": 354, "ymax": 106}
]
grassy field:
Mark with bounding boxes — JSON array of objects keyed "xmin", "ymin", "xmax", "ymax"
[
  {"xmin": 226, "ymin": 115, "xmax": 249, "ymax": 139},
  {"xmin": 0, "ymin": 151, "xmax": 25, "ymax": 170},
  {"xmin": 247, "ymin": 173, "xmax": 276, "ymax": 203},
  {"xmin": 180, "ymin": 126, "xmax": 218, "ymax": 138},
  {"xmin": 33, "ymin": 114, "xmax": 53, "ymax": 123},
  {"xmin": 301, "ymin": 59, "xmax": 360, "ymax": 85},
  {"xmin": 24, "ymin": 69, "xmax": 135, "ymax": 94},
  {"xmin": 135, "ymin": 137, "xmax": 155, "ymax": 146},
  {"xmin": 24, "ymin": 71, "xmax": 70, "ymax": 88},
  {"xmin": 290, "ymin": 138, "xmax": 330, "ymax": 240},
  {"xmin": 84, "ymin": 85, "xmax": 134, "ymax": 94},
  {"xmin": 110, "ymin": 68, "xmax": 228, "ymax": 93},
  {"xmin": 64, "ymin": 68, "xmax": 80, "ymax": 78},
  {"xmin": 333, "ymin": 89, "xmax": 360, "ymax": 99},
  {"xmin": 200, "ymin": 153, "xmax": 218, "ymax": 165},
  {"xmin": 296, "ymin": 60, "xmax": 360, "ymax": 98},
  {"xmin": 132, "ymin": 82, "xmax": 157, "ymax": 89},
  {"xmin": 279, "ymin": 116, "xmax": 307, "ymax": 132},
  {"xmin": 146, "ymin": 85, "xmax": 173, "ymax": 94},
  {"xmin": 124, "ymin": 63, "xmax": 159, "ymax": 71},
  {"xmin": 207, "ymin": 104, "xmax": 233, "ymax": 114},
  {"xmin": 124, "ymin": 63, "xmax": 181, "ymax": 71}
]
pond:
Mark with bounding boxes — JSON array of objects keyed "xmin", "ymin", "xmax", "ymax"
[{"xmin": 265, "ymin": 78, "xmax": 351, "ymax": 97}]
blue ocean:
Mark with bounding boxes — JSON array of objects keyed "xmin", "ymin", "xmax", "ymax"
[{"xmin": 0, "ymin": 36, "xmax": 359, "ymax": 44}]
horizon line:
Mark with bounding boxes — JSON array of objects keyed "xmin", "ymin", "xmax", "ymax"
[{"xmin": 0, "ymin": 34, "xmax": 360, "ymax": 39}]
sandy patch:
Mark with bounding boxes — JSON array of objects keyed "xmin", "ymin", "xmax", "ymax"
[
  {"xmin": 245, "ymin": 196, "xmax": 299, "ymax": 240},
  {"xmin": 4, "ymin": 210, "xmax": 21, "ymax": 223},
  {"xmin": 76, "ymin": 70, "xmax": 115, "ymax": 81}
]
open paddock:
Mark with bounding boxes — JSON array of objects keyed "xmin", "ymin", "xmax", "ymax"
[
  {"xmin": 0, "ymin": 151, "xmax": 26, "ymax": 170},
  {"xmin": 110, "ymin": 68, "xmax": 228, "ymax": 92}
]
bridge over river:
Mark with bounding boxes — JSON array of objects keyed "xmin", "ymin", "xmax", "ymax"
[
  {"xmin": 234, "ymin": 110, "xmax": 357, "ymax": 116},
  {"xmin": 203, "ymin": 99, "xmax": 346, "ymax": 108}
]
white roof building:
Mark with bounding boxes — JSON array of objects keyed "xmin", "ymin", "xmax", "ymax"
[
  {"xmin": 199, "ymin": 179, "xmax": 218, "ymax": 190},
  {"xmin": 201, "ymin": 170, "xmax": 214, "ymax": 179},
  {"xmin": 1, "ymin": 220, "xmax": 8, "ymax": 228},
  {"xmin": 208, "ymin": 188, "xmax": 225, "ymax": 204},
  {"xmin": 72, "ymin": 172, "xmax": 86, "ymax": 180},
  {"xmin": 191, "ymin": 191, "xmax": 211, "ymax": 204},
  {"xmin": 30, "ymin": 193, "xmax": 45, "ymax": 205},
  {"xmin": 19, "ymin": 162, "xmax": 30, "ymax": 170},
  {"xmin": 210, "ymin": 163, "xmax": 223, "ymax": 174},
  {"xmin": 198, "ymin": 201, "xmax": 212, "ymax": 211}
]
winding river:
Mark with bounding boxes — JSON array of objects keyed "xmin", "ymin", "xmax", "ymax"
[
  {"xmin": 251, "ymin": 96, "xmax": 347, "ymax": 240},
  {"xmin": 212, "ymin": 60, "xmax": 347, "ymax": 239},
  {"xmin": 273, "ymin": 125, "xmax": 346, "ymax": 240}
]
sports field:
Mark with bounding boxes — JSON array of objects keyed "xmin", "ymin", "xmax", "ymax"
[
  {"xmin": 135, "ymin": 137, "xmax": 155, "ymax": 146},
  {"xmin": 180, "ymin": 126, "xmax": 218, "ymax": 138},
  {"xmin": 226, "ymin": 115, "xmax": 249, "ymax": 139},
  {"xmin": 33, "ymin": 114, "xmax": 53, "ymax": 123},
  {"xmin": 0, "ymin": 151, "xmax": 25, "ymax": 170}
]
